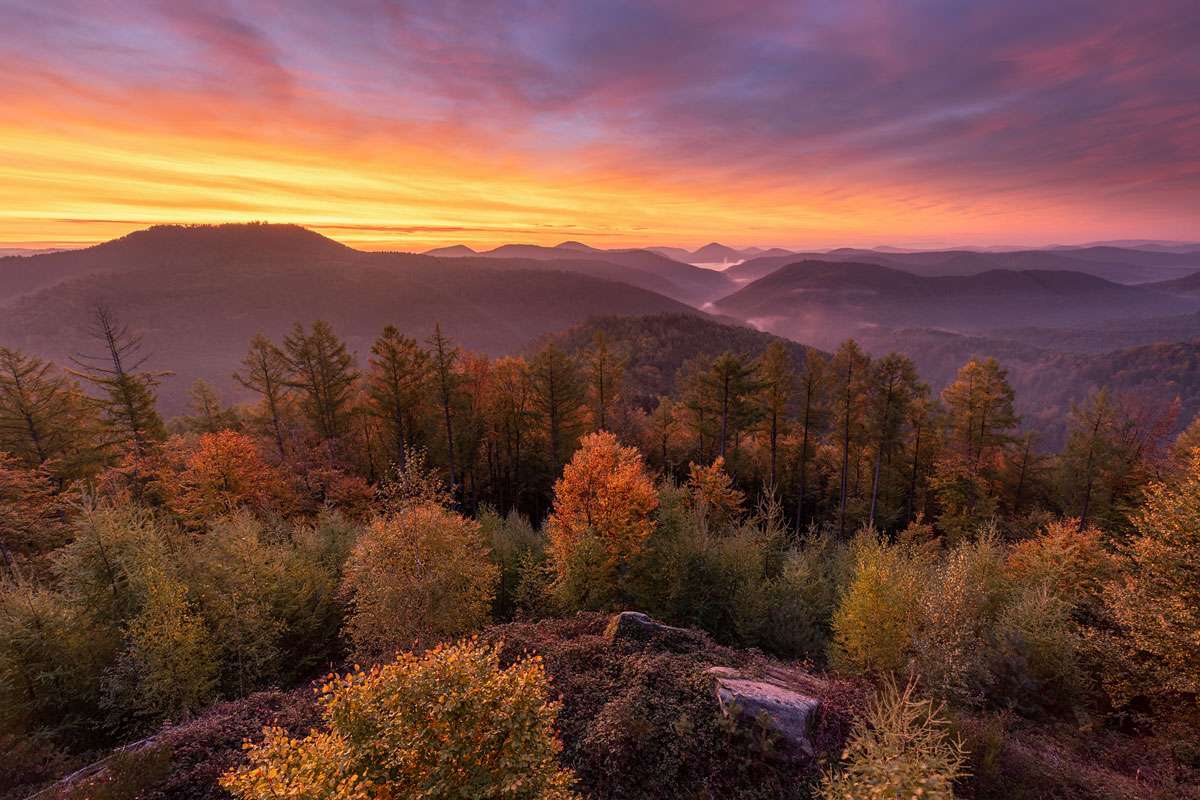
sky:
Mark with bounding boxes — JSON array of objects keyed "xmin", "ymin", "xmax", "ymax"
[{"xmin": 0, "ymin": 0, "xmax": 1197, "ymax": 251}]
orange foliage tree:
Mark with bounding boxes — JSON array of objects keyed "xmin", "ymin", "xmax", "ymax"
[
  {"xmin": 159, "ymin": 432, "xmax": 292, "ymax": 524},
  {"xmin": 547, "ymin": 431, "xmax": 658, "ymax": 574}
]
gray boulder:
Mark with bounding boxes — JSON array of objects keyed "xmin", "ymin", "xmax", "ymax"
[{"xmin": 706, "ymin": 666, "xmax": 821, "ymax": 755}]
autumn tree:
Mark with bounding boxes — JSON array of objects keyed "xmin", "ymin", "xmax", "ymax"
[
  {"xmin": 487, "ymin": 356, "xmax": 534, "ymax": 510},
  {"xmin": 69, "ymin": 305, "xmax": 168, "ymax": 453},
  {"xmin": 159, "ymin": 431, "xmax": 291, "ymax": 524},
  {"xmin": 700, "ymin": 352, "xmax": 762, "ymax": 462},
  {"xmin": 547, "ymin": 431, "xmax": 659, "ymax": 578},
  {"xmin": 940, "ymin": 357, "xmax": 1017, "ymax": 473},
  {"xmin": 794, "ymin": 351, "xmax": 830, "ymax": 526},
  {"xmin": 181, "ymin": 379, "xmax": 240, "ymax": 434},
  {"xmin": 529, "ymin": 343, "xmax": 586, "ymax": 475},
  {"xmin": 1059, "ymin": 389, "xmax": 1172, "ymax": 532},
  {"xmin": 282, "ymin": 320, "xmax": 358, "ymax": 443},
  {"xmin": 427, "ymin": 324, "xmax": 460, "ymax": 487},
  {"xmin": 757, "ymin": 341, "xmax": 794, "ymax": 488},
  {"xmin": 233, "ymin": 334, "xmax": 291, "ymax": 459},
  {"xmin": 0, "ymin": 455, "xmax": 68, "ymax": 573},
  {"xmin": 341, "ymin": 505, "xmax": 498, "ymax": 658},
  {"xmin": 367, "ymin": 325, "xmax": 429, "ymax": 468}
]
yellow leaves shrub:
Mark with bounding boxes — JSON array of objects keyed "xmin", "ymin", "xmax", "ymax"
[
  {"xmin": 829, "ymin": 530, "xmax": 927, "ymax": 675},
  {"xmin": 341, "ymin": 505, "xmax": 499, "ymax": 659},
  {"xmin": 820, "ymin": 679, "xmax": 965, "ymax": 800},
  {"xmin": 547, "ymin": 431, "xmax": 658, "ymax": 574},
  {"xmin": 220, "ymin": 639, "xmax": 579, "ymax": 800}
]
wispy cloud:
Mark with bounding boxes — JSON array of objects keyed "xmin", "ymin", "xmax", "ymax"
[{"xmin": 0, "ymin": 0, "xmax": 1196, "ymax": 248}]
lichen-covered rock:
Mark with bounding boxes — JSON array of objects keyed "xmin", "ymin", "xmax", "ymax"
[
  {"xmin": 603, "ymin": 610, "xmax": 692, "ymax": 644},
  {"xmin": 707, "ymin": 666, "xmax": 822, "ymax": 756}
]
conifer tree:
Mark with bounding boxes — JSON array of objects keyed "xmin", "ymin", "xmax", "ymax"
[
  {"xmin": 940, "ymin": 357, "xmax": 1017, "ymax": 473},
  {"xmin": 68, "ymin": 305, "xmax": 168, "ymax": 454},
  {"xmin": 428, "ymin": 324, "xmax": 460, "ymax": 488},
  {"xmin": 367, "ymin": 326, "xmax": 429, "ymax": 468},
  {"xmin": 700, "ymin": 352, "xmax": 763, "ymax": 462},
  {"xmin": 182, "ymin": 379, "xmax": 239, "ymax": 434},
  {"xmin": 529, "ymin": 343, "xmax": 586, "ymax": 475},
  {"xmin": 831, "ymin": 340, "xmax": 872, "ymax": 536},
  {"xmin": 866, "ymin": 353, "xmax": 922, "ymax": 528},
  {"xmin": 0, "ymin": 347, "xmax": 96, "ymax": 474},
  {"xmin": 757, "ymin": 341, "xmax": 794, "ymax": 488},
  {"xmin": 282, "ymin": 321, "xmax": 358, "ymax": 444},
  {"xmin": 584, "ymin": 330, "xmax": 624, "ymax": 432},
  {"xmin": 234, "ymin": 333, "xmax": 291, "ymax": 459},
  {"xmin": 795, "ymin": 352, "xmax": 830, "ymax": 526}
]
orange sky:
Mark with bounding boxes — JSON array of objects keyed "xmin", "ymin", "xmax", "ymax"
[{"xmin": 2, "ymin": 1, "xmax": 1197, "ymax": 252}]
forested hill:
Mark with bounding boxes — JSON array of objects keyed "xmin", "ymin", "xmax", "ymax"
[
  {"xmin": 546, "ymin": 313, "xmax": 820, "ymax": 404},
  {"xmin": 723, "ymin": 245, "xmax": 1200, "ymax": 284},
  {"xmin": 0, "ymin": 225, "xmax": 710, "ymax": 414},
  {"xmin": 712, "ymin": 260, "xmax": 1197, "ymax": 349}
]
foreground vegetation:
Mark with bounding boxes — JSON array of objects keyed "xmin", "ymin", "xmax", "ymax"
[{"xmin": 1, "ymin": 307, "xmax": 1198, "ymax": 799}]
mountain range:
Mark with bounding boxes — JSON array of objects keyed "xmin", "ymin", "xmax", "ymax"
[{"xmin": 4, "ymin": 223, "xmax": 1200, "ymax": 441}]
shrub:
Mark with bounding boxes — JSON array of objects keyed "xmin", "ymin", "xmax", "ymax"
[
  {"xmin": 820, "ymin": 679, "xmax": 966, "ymax": 800},
  {"xmin": 0, "ymin": 578, "xmax": 105, "ymax": 745},
  {"xmin": 751, "ymin": 532, "xmax": 851, "ymax": 661},
  {"xmin": 341, "ymin": 505, "xmax": 498, "ymax": 658},
  {"xmin": 220, "ymin": 640, "xmax": 579, "ymax": 800},
  {"xmin": 829, "ymin": 530, "xmax": 928, "ymax": 675},
  {"xmin": 479, "ymin": 507, "xmax": 547, "ymax": 620},
  {"xmin": 1103, "ymin": 450, "xmax": 1200, "ymax": 707},
  {"xmin": 912, "ymin": 532, "xmax": 1009, "ymax": 704},
  {"xmin": 117, "ymin": 570, "xmax": 219, "ymax": 721},
  {"xmin": 989, "ymin": 584, "xmax": 1082, "ymax": 714},
  {"xmin": 1006, "ymin": 519, "xmax": 1116, "ymax": 615}
]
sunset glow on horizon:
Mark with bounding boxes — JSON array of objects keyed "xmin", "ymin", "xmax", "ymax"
[{"xmin": 2, "ymin": 1, "xmax": 1197, "ymax": 252}]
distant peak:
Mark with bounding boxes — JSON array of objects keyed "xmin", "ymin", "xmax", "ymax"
[
  {"xmin": 556, "ymin": 240, "xmax": 598, "ymax": 251},
  {"xmin": 424, "ymin": 244, "xmax": 478, "ymax": 256}
]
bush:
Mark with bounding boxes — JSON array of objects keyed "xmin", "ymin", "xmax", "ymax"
[
  {"xmin": 912, "ymin": 532, "xmax": 1009, "ymax": 704},
  {"xmin": 1103, "ymin": 450, "xmax": 1200, "ymax": 708},
  {"xmin": 829, "ymin": 530, "xmax": 928, "ymax": 675},
  {"xmin": 479, "ymin": 507, "xmax": 548, "ymax": 620},
  {"xmin": 751, "ymin": 532, "xmax": 851, "ymax": 662},
  {"xmin": 220, "ymin": 640, "xmax": 579, "ymax": 800},
  {"xmin": 341, "ymin": 505, "xmax": 498, "ymax": 659},
  {"xmin": 1006, "ymin": 519, "xmax": 1116, "ymax": 616},
  {"xmin": 989, "ymin": 584, "xmax": 1082, "ymax": 714},
  {"xmin": 0, "ymin": 578, "xmax": 105, "ymax": 746},
  {"xmin": 820, "ymin": 679, "xmax": 966, "ymax": 800},
  {"xmin": 116, "ymin": 570, "xmax": 219, "ymax": 721}
]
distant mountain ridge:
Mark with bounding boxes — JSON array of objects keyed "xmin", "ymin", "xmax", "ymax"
[
  {"xmin": 712, "ymin": 260, "xmax": 1198, "ymax": 349},
  {"xmin": 0, "ymin": 224, "xmax": 711, "ymax": 414}
]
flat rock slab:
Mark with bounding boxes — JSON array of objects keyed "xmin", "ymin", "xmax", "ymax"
[{"xmin": 706, "ymin": 666, "xmax": 821, "ymax": 755}]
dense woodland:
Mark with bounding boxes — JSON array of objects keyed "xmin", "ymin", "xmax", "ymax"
[{"xmin": 3, "ymin": 304, "xmax": 1200, "ymax": 799}]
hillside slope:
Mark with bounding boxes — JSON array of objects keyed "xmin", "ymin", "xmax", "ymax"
[
  {"xmin": 713, "ymin": 261, "xmax": 1196, "ymax": 349},
  {"xmin": 0, "ymin": 226, "xmax": 706, "ymax": 414}
]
